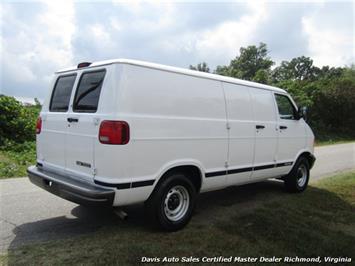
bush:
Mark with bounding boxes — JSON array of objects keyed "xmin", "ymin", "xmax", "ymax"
[
  {"xmin": 278, "ymin": 67, "xmax": 355, "ymax": 141},
  {"xmin": 0, "ymin": 95, "xmax": 40, "ymax": 145},
  {"xmin": 0, "ymin": 96, "xmax": 39, "ymax": 177},
  {"xmin": 309, "ymin": 72, "xmax": 355, "ymax": 139}
]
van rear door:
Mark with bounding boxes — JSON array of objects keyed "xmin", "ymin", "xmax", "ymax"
[
  {"xmin": 38, "ymin": 74, "xmax": 77, "ymax": 173},
  {"xmin": 65, "ymin": 69, "xmax": 106, "ymax": 181}
]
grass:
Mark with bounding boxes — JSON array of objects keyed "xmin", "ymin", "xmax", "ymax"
[
  {"xmin": 1, "ymin": 171, "xmax": 354, "ymax": 265},
  {"xmin": 0, "ymin": 141, "xmax": 36, "ymax": 179},
  {"xmin": 315, "ymin": 139, "xmax": 355, "ymax": 146}
]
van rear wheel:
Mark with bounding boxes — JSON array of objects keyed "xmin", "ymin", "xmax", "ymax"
[
  {"xmin": 146, "ymin": 173, "xmax": 196, "ymax": 231},
  {"xmin": 284, "ymin": 157, "xmax": 310, "ymax": 192}
]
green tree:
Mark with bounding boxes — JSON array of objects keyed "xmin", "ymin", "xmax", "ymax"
[
  {"xmin": 253, "ymin": 69, "xmax": 270, "ymax": 84},
  {"xmin": 317, "ymin": 66, "xmax": 344, "ymax": 80},
  {"xmin": 272, "ymin": 56, "xmax": 320, "ymax": 83},
  {"xmin": 34, "ymin": 97, "xmax": 42, "ymax": 107},
  {"xmin": 214, "ymin": 65, "xmax": 230, "ymax": 76},
  {"xmin": 189, "ymin": 62, "xmax": 210, "ymax": 73},
  {"xmin": 309, "ymin": 67, "xmax": 355, "ymax": 139},
  {"xmin": 215, "ymin": 42, "xmax": 274, "ymax": 83}
]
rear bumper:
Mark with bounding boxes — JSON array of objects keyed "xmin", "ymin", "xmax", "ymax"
[{"xmin": 27, "ymin": 166, "xmax": 115, "ymax": 207}]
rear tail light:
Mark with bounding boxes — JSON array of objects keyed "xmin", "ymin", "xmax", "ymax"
[
  {"xmin": 99, "ymin": 120, "xmax": 130, "ymax": 145},
  {"xmin": 36, "ymin": 117, "xmax": 42, "ymax": 134}
]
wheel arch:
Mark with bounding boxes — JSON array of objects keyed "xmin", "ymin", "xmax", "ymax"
[
  {"xmin": 149, "ymin": 161, "xmax": 204, "ymax": 200},
  {"xmin": 295, "ymin": 150, "xmax": 316, "ymax": 169}
]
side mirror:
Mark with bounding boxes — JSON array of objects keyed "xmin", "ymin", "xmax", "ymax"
[{"xmin": 298, "ymin": 106, "xmax": 308, "ymax": 121}]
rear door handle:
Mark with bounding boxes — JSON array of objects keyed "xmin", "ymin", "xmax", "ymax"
[
  {"xmin": 279, "ymin": 125, "xmax": 288, "ymax": 130},
  {"xmin": 67, "ymin": 117, "xmax": 79, "ymax": 123},
  {"xmin": 256, "ymin": 125, "xmax": 265, "ymax": 129}
]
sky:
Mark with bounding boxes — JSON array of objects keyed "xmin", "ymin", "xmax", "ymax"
[{"xmin": 0, "ymin": 0, "xmax": 354, "ymax": 102}]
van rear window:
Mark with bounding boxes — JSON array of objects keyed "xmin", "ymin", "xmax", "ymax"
[
  {"xmin": 73, "ymin": 70, "xmax": 106, "ymax": 113},
  {"xmin": 49, "ymin": 74, "xmax": 77, "ymax": 112}
]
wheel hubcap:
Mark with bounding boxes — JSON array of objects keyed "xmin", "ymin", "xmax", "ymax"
[
  {"xmin": 297, "ymin": 164, "xmax": 307, "ymax": 187},
  {"xmin": 168, "ymin": 194, "xmax": 180, "ymax": 210},
  {"xmin": 164, "ymin": 185, "xmax": 190, "ymax": 222}
]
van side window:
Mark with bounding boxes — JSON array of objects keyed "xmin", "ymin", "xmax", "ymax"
[
  {"xmin": 73, "ymin": 70, "xmax": 106, "ymax": 113},
  {"xmin": 275, "ymin": 94, "xmax": 297, "ymax": 120},
  {"xmin": 49, "ymin": 74, "xmax": 77, "ymax": 112}
]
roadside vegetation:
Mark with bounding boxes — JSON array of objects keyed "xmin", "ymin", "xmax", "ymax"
[
  {"xmin": 1, "ymin": 171, "xmax": 354, "ymax": 265},
  {"xmin": 1, "ymin": 42, "xmax": 355, "ymax": 179},
  {"xmin": 0, "ymin": 141, "xmax": 36, "ymax": 178},
  {"xmin": 0, "ymin": 96, "xmax": 40, "ymax": 178},
  {"xmin": 315, "ymin": 139, "xmax": 355, "ymax": 146}
]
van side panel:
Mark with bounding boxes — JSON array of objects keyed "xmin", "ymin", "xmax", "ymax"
[
  {"xmin": 93, "ymin": 65, "xmax": 132, "ymax": 184},
  {"xmin": 222, "ymin": 83, "xmax": 255, "ymax": 185},
  {"xmin": 249, "ymin": 89, "xmax": 279, "ymax": 179},
  {"xmin": 118, "ymin": 64, "xmax": 228, "ymax": 195}
]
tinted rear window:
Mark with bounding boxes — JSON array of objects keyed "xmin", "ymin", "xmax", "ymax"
[
  {"xmin": 49, "ymin": 74, "xmax": 77, "ymax": 112},
  {"xmin": 73, "ymin": 70, "xmax": 106, "ymax": 113}
]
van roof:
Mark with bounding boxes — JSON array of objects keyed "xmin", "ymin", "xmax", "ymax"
[{"xmin": 56, "ymin": 59, "xmax": 286, "ymax": 93}]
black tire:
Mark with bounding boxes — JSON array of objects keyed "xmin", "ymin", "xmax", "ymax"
[
  {"xmin": 284, "ymin": 157, "xmax": 310, "ymax": 193},
  {"xmin": 145, "ymin": 173, "xmax": 197, "ymax": 231}
]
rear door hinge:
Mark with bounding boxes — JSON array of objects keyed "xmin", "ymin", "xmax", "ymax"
[
  {"xmin": 226, "ymin": 122, "xmax": 230, "ymax": 130},
  {"xmin": 224, "ymin": 161, "xmax": 229, "ymax": 168},
  {"xmin": 93, "ymin": 167, "xmax": 97, "ymax": 176}
]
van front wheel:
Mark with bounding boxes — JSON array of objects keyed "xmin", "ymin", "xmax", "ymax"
[
  {"xmin": 146, "ymin": 173, "xmax": 196, "ymax": 231},
  {"xmin": 284, "ymin": 157, "xmax": 310, "ymax": 192}
]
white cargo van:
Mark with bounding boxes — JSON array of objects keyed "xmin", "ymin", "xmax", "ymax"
[{"xmin": 28, "ymin": 59, "xmax": 315, "ymax": 231}]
